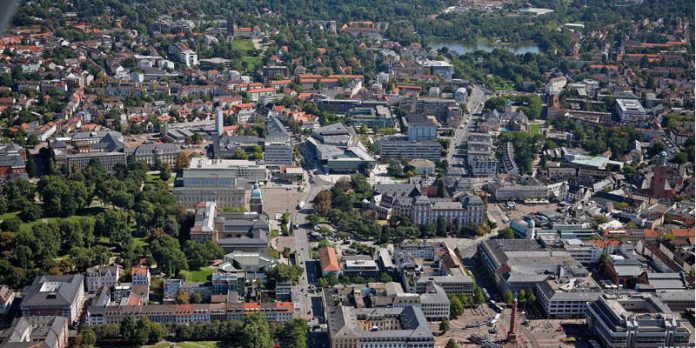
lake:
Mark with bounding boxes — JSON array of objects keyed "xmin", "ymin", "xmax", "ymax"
[{"xmin": 429, "ymin": 40, "xmax": 540, "ymax": 55}]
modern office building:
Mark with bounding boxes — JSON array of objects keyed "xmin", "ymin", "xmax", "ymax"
[
  {"xmin": 586, "ymin": 294, "xmax": 691, "ymax": 348},
  {"xmin": 378, "ymin": 138, "xmax": 442, "ymax": 162},
  {"xmin": 535, "ymin": 277, "xmax": 603, "ymax": 318},
  {"xmin": 465, "ymin": 133, "xmax": 497, "ymax": 177},
  {"xmin": 614, "ymin": 99, "xmax": 648, "ymax": 124},
  {"xmin": 307, "ymin": 124, "xmax": 375, "ymax": 173},
  {"xmin": 478, "ymin": 239, "xmax": 589, "ymax": 292}
]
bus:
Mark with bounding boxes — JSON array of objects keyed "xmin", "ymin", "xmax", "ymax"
[
  {"xmin": 482, "ymin": 288, "xmax": 491, "ymax": 301},
  {"xmin": 489, "ymin": 313, "xmax": 501, "ymax": 326},
  {"xmin": 489, "ymin": 300, "xmax": 503, "ymax": 313}
]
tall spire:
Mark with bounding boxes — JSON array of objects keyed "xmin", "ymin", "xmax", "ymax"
[{"xmin": 507, "ymin": 297, "xmax": 518, "ymax": 344}]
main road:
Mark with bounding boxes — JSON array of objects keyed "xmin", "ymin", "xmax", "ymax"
[
  {"xmin": 447, "ymin": 85, "xmax": 490, "ymax": 169},
  {"xmin": 291, "ymin": 179, "xmax": 332, "ymax": 321}
]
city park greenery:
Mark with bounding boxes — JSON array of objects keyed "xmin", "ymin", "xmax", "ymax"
[{"xmin": 0, "ymin": 157, "xmax": 221, "ymax": 288}]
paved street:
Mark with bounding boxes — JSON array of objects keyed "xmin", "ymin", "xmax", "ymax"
[
  {"xmin": 448, "ymin": 85, "xmax": 490, "ymax": 169},
  {"xmin": 290, "ymin": 179, "xmax": 332, "ymax": 321}
]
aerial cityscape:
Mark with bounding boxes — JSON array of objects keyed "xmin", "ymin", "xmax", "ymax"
[{"xmin": 0, "ymin": 0, "xmax": 693, "ymax": 347}]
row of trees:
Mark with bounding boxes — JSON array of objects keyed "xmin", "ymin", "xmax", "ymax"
[{"xmin": 81, "ymin": 314, "xmax": 308, "ymax": 348}]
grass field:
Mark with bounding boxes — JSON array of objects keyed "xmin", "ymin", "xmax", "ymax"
[
  {"xmin": 146, "ymin": 172, "xmax": 175, "ymax": 186},
  {"xmin": 528, "ymin": 123, "xmax": 541, "ymax": 135},
  {"xmin": 230, "ymin": 39, "xmax": 255, "ymax": 53},
  {"xmin": 179, "ymin": 267, "xmax": 214, "ymax": 282},
  {"xmin": 142, "ymin": 341, "xmax": 225, "ymax": 348},
  {"xmin": 0, "ymin": 211, "xmax": 98, "ymax": 233}
]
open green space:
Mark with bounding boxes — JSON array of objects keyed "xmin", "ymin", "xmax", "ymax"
[
  {"xmin": 528, "ymin": 123, "xmax": 541, "ymax": 135},
  {"xmin": 0, "ymin": 211, "xmax": 98, "ymax": 234},
  {"xmin": 230, "ymin": 39, "xmax": 255, "ymax": 53},
  {"xmin": 178, "ymin": 266, "xmax": 214, "ymax": 282}
]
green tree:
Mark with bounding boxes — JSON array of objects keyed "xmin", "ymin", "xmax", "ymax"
[
  {"xmin": 120, "ymin": 316, "xmax": 137, "ymax": 344},
  {"xmin": 498, "ymin": 227, "xmax": 515, "ymax": 239},
  {"xmin": 503, "ymin": 290, "xmax": 514, "ymax": 305},
  {"xmin": 3, "ymin": 179, "xmax": 35, "ymax": 211},
  {"xmin": 266, "ymin": 263, "xmax": 304, "ymax": 285},
  {"xmin": 1, "ymin": 216, "xmax": 22, "ymax": 232},
  {"xmin": 241, "ymin": 314, "xmax": 273, "ymax": 348},
  {"xmin": 184, "ymin": 240, "xmax": 224, "ymax": 269},
  {"xmin": 150, "ymin": 234, "xmax": 189, "ymax": 275},
  {"xmin": 473, "ymin": 286, "xmax": 485, "ymax": 305},
  {"xmin": 95, "ymin": 209, "xmax": 131, "ymax": 248},
  {"xmin": 80, "ymin": 326, "xmax": 97, "ymax": 347},
  {"xmin": 314, "ymin": 190, "xmax": 332, "ymax": 216},
  {"xmin": 439, "ymin": 319, "xmax": 450, "ymax": 333},
  {"xmin": 19, "ymin": 202, "xmax": 41, "ymax": 222},
  {"xmin": 281, "ymin": 319, "xmax": 309, "ymax": 348},
  {"xmin": 37, "ymin": 176, "xmax": 90, "ymax": 217},
  {"xmin": 445, "ymin": 338, "xmax": 460, "ymax": 348},
  {"xmin": 449, "ymin": 295, "xmax": 464, "ymax": 317},
  {"xmin": 436, "ymin": 216, "xmax": 447, "ymax": 236}
]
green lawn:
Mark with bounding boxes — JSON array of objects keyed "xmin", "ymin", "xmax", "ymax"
[
  {"xmin": 241, "ymin": 56, "xmax": 262, "ymax": 72},
  {"xmin": 142, "ymin": 341, "xmax": 225, "ymax": 348},
  {"xmin": 0, "ymin": 211, "xmax": 19, "ymax": 222},
  {"xmin": 528, "ymin": 123, "xmax": 541, "ymax": 135},
  {"xmin": 230, "ymin": 39, "xmax": 255, "ymax": 53},
  {"xmin": 179, "ymin": 267, "xmax": 215, "ymax": 282},
  {"xmin": 13, "ymin": 214, "xmax": 96, "ymax": 233},
  {"xmin": 146, "ymin": 172, "xmax": 175, "ymax": 186}
]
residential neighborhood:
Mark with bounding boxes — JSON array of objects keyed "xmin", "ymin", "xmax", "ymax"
[{"xmin": 0, "ymin": 0, "xmax": 693, "ymax": 348}]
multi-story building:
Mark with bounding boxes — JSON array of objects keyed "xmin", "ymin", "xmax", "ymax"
[
  {"xmin": 173, "ymin": 158, "xmax": 263, "ymax": 209},
  {"xmin": 168, "ymin": 44, "xmax": 198, "ymax": 67},
  {"xmin": 261, "ymin": 66, "xmax": 289, "ymax": 79},
  {"xmin": 2, "ymin": 316, "xmax": 69, "ymax": 348},
  {"xmin": 326, "ymin": 305, "xmax": 434, "ymax": 348},
  {"xmin": 395, "ymin": 242, "xmax": 475, "ymax": 296},
  {"xmin": 372, "ymin": 184, "xmax": 485, "ymax": 227},
  {"xmin": 319, "ymin": 247, "xmax": 340, "ymax": 276},
  {"xmin": 418, "ymin": 60, "xmax": 454, "ymax": 80},
  {"xmin": 347, "ymin": 105, "xmax": 394, "ymax": 129},
  {"xmin": 131, "ymin": 265, "xmax": 151, "ymax": 302},
  {"xmin": 264, "ymin": 142, "xmax": 294, "ymax": 166},
  {"xmin": 186, "ymin": 158, "xmax": 267, "ymax": 183},
  {"xmin": 130, "ymin": 143, "xmax": 181, "ymax": 168},
  {"xmin": 478, "ymin": 239, "xmax": 590, "ymax": 292},
  {"xmin": 378, "ymin": 138, "xmax": 442, "ymax": 162},
  {"xmin": 489, "ymin": 182, "xmax": 549, "ymax": 201},
  {"xmin": 0, "ymin": 285, "xmax": 15, "ymax": 316},
  {"xmin": 586, "ymin": 294, "xmax": 691, "ymax": 348},
  {"xmin": 85, "ymin": 265, "xmax": 122, "ymax": 292},
  {"xmin": 535, "ymin": 277, "xmax": 602, "ymax": 319},
  {"xmin": 211, "ymin": 268, "xmax": 246, "ymax": 295},
  {"xmin": 21, "ymin": 274, "xmax": 86, "ymax": 324},
  {"xmin": 341, "ymin": 257, "xmax": 380, "ymax": 277},
  {"xmin": 466, "ymin": 134, "xmax": 498, "ymax": 177},
  {"xmin": 190, "ymin": 202, "xmax": 269, "ymax": 253},
  {"xmin": 307, "ymin": 125, "xmax": 375, "ymax": 173},
  {"xmin": 406, "ymin": 114, "xmax": 438, "ymax": 141},
  {"xmin": 264, "ymin": 116, "xmax": 294, "ymax": 166},
  {"xmin": 67, "ymin": 151, "xmax": 127, "ymax": 173},
  {"xmin": 614, "ymin": 99, "xmax": 647, "ymax": 124},
  {"xmin": 0, "ymin": 142, "xmax": 27, "ymax": 182}
]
